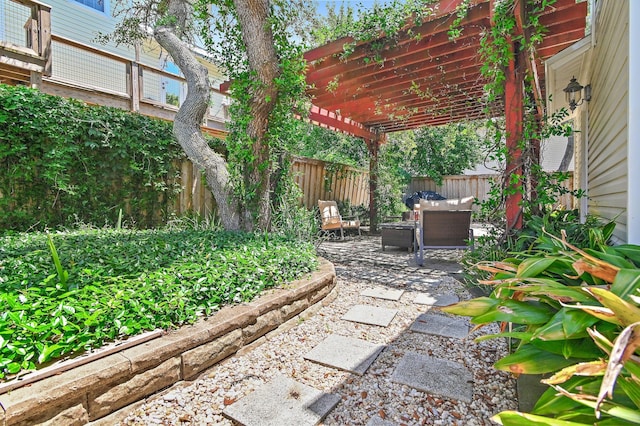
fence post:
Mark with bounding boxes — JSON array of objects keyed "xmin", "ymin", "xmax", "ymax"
[
  {"xmin": 37, "ymin": 4, "xmax": 52, "ymax": 76},
  {"xmin": 128, "ymin": 62, "xmax": 140, "ymax": 112}
]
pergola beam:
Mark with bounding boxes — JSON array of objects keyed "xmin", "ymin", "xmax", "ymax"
[{"xmin": 308, "ymin": 105, "xmax": 378, "ymax": 140}]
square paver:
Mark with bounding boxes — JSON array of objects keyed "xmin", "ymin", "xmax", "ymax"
[
  {"xmin": 410, "ymin": 313, "xmax": 469, "ymax": 339},
  {"xmin": 304, "ymin": 334, "xmax": 385, "ymax": 375},
  {"xmin": 413, "ymin": 293, "xmax": 459, "ymax": 306},
  {"xmin": 222, "ymin": 375, "xmax": 340, "ymax": 426},
  {"xmin": 391, "ymin": 352, "xmax": 473, "ymax": 402},
  {"xmin": 360, "ymin": 287, "xmax": 404, "ymax": 301},
  {"xmin": 366, "ymin": 415, "xmax": 396, "ymax": 426},
  {"xmin": 341, "ymin": 305, "xmax": 398, "ymax": 327}
]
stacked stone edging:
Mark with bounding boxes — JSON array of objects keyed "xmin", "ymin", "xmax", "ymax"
[{"xmin": 0, "ymin": 259, "xmax": 336, "ymax": 426}]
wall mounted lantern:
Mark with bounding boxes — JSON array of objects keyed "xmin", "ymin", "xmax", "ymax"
[{"xmin": 563, "ymin": 76, "xmax": 592, "ymax": 111}]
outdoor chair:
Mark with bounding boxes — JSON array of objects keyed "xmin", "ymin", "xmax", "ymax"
[
  {"xmin": 318, "ymin": 200, "xmax": 361, "ymax": 240},
  {"xmin": 421, "ymin": 210, "xmax": 473, "ymax": 248},
  {"xmin": 417, "ymin": 196, "xmax": 475, "ymax": 249}
]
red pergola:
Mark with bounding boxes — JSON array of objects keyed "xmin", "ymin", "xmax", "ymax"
[{"xmin": 303, "ymin": 0, "xmax": 587, "ymax": 230}]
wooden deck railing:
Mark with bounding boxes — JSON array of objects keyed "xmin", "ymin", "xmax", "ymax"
[
  {"xmin": 0, "ymin": 0, "xmax": 229, "ymax": 137},
  {"xmin": 0, "ymin": 0, "xmax": 51, "ymax": 85}
]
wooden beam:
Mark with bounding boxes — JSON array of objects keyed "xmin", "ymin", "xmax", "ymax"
[
  {"xmin": 310, "ymin": 60, "xmax": 484, "ymax": 112},
  {"xmin": 305, "ymin": 1, "xmax": 489, "ymax": 73},
  {"xmin": 504, "ymin": 39, "xmax": 525, "ymax": 231},
  {"xmin": 328, "ymin": 81, "xmax": 487, "ymax": 119},
  {"xmin": 308, "ymin": 105, "xmax": 378, "ymax": 140},
  {"xmin": 309, "ymin": 45, "xmax": 482, "ymax": 104},
  {"xmin": 38, "ymin": 4, "xmax": 52, "ymax": 76},
  {"xmin": 306, "ymin": 22, "xmax": 485, "ymax": 86},
  {"xmin": 367, "ymin": 135, "xmax": 382, "ymax": 232}
]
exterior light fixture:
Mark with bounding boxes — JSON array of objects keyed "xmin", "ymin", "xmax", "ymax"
[{"xmin": 563, "ymin": 76, "xmax": 592, "ymax": 111}]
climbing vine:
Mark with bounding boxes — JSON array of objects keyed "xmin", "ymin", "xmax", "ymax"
[
  {"xmin": 194, "ymin": 0, "xmax": 312, "ymax": 228},
  {"xmin": 0, "ymin": 84, "xmax": 186, "ymax": 230},
  {"xmin": 469, "ymin": 0, "xmax": 585, "ymax": 230}
]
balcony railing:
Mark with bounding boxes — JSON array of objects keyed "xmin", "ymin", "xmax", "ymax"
[
  {"xmin": 0, "ymin": 0, "xmax": 51, "ymax": 85},
  {"xmin": 1, "ymin": 0, "xmax": 229, "ymax": 137}
]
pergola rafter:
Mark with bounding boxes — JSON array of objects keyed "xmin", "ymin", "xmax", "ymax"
[{"xmin": 303, "ymin": 0, "xmax": 587, "ymax": 230}]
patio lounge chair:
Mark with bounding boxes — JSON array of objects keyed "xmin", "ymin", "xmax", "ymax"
[{"xmin": 318, "ymin": 200, "xmax": 361, "ymax": 240}]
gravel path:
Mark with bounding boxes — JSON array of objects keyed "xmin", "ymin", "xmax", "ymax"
[{"xmin": 118, "ymin": 237, "xmax": 517, "ymax": 425}]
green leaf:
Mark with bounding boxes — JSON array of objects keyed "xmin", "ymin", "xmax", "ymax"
[
  {"xmin": 6, "ymin": 362, "xmax": 21, "ymax": 374},
  {"xmin": 492, "ymin": 410, "xmax": 591, "ymax": 425},
  {"xmin": 585, "ymin": 249, "xmax": 637, "ymax": 269},
  {"xmin": 530, "ymin": 338, "xmax": 604, "ymax": 359},
  {"xmin": 439, "ymin": 296, "xmax": 499, "ymax": 317},
  {"xmin": 610, "ymin": 269, "xmax": 640, "ymax": 300},
  {"xmin": 516, "ymin": 257, "xmax": 556, "ymax": 278},
  {"xmin": 533, "ymin": 377, "xmax": 596, "ymax": 416},
  {"xmin": 533, "ymin": 309, "xmax": 600, "ymax": 341},
  {"xmin": 614, "ymin": 245, "xmax": 640, "ymax": 266},
  {"xmin": 472, "ymin": 300, "xmax": 555, "ymax": 325},
  {"xmin": 38, "ymin": 343, "xmax": 64, "ymax": 364},
  {"xmin": 495, "ymin": 345, "xmax": 580, "ymax": 374},
  {"xmin": 618, "ymin": 376, "xmax": 640, "ymax": 410}
]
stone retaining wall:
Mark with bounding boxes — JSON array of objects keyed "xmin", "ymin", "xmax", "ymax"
[{"xmin": 0, "ymin": 259, "xmax": 336, "ymax": 426}]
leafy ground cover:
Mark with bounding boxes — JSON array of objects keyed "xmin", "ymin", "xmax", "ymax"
[{"xmin": 0, "ymin": 229, "xmax": 318, "ymax": 381}]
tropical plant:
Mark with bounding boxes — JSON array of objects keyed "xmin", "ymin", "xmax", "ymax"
[{"xmin": 443, "ymin": 221, "xmax": 640, "ymax": 424}]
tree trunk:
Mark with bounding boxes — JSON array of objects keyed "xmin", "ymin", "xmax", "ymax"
[
  {"xmin": 233, "ymin": 0, "xmax": 281, "ymax": 231},
  {"xmin": 154, "ymin": 0, "xmax": 241, "ymax": 230}
]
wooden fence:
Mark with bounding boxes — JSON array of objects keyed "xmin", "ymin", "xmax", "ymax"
[
  {"xmin": 173, "ymin": 160, "xmax": 217, "ymax": 217},
  {"xmin": 172, "ymin": 162, "xmax": 575, "ymax": 218},
  {"xmin": 171, "ymin": 157, "xmax": 370, "ymax": 217},
  {"xmin": 409, "ymin": 173, "xmax": 576, "ymax": 211},
  {"xmin": 291, "ymin": 157, "xmax": 369, "ymax": 209}
]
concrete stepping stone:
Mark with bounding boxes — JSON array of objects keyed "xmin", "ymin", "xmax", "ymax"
[
  {"xmin": 366, "ymin": 415, "xmax": 396, "ymax": 426},
  {"xmin": 391, "ymin": 352, "xmax": 473, "ymax": 402},
  {"xmin": 361, "ymin": 287, "xmax": 404, "ymax": 301},
  {"xmin": 304, "ymin": 334, "xmax": 385, "ymax": 375},
  {"xmin": 413, "ymin": 293, "xmax": 459, "ymax": 306},
  {"xmin": 222, "ymin": 375, "xmax": 340, "ymax": 426},
  {"xmin": 341, "ymin": 305, "xmax": 398, "ymax": 327},
  {"xmin": 410, "ymin": 313, "xmax": 469, "ymax": 339}
]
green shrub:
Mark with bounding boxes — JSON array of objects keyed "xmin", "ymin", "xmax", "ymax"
[
  {"xmin": 0, "ymin": 84, "xmax": 184, "ymax": 230},
  {"xmin": 0, "ymin": 228, "xmax": 318, "ymax": 380},
  {"xmin": 461, "ymin": 210, "xmax": 604, "ymax": 295},
  {"xmin": 444, "ymin": 219, "xmax": 640, "ymax": 424}
]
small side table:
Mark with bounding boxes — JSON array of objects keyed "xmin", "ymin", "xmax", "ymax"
[{"xmin": 380, "ymin": 222, "xmax": 415, "ymax": 252}]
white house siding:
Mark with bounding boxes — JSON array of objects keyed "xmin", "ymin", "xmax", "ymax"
[
  {"xmin": 629, "ymin": 1, "xmax": 640, "ymax": 244},
  {"xmin": 587, "ymin": 0, "xmax": 629, "ymax": 242}
]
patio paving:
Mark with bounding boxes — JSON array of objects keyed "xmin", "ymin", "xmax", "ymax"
[
  {"xmin": 303, "ymin": 334, "xmax": 385, "ymax": 375},
  {"xmin": 360, "ymin": 286, "xmax": 405, "ymax": 301},
  {"xmin": 410, "ymin": 313, "xmax": 470, "ymax": 339},
  {"xmin": 222, "ymin": 375, "xmax": 341, "ymax": 426},
  {"xmin": 341, "ymin": 304, "xmax": 398, "ymax": 327},
  {"xmin": 391, "ymin": 352, "xmax": 473, "ymax": 403},
  {"xmin": 413, "ymin": 292, "xmax": 459, "ymax": 306}
]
